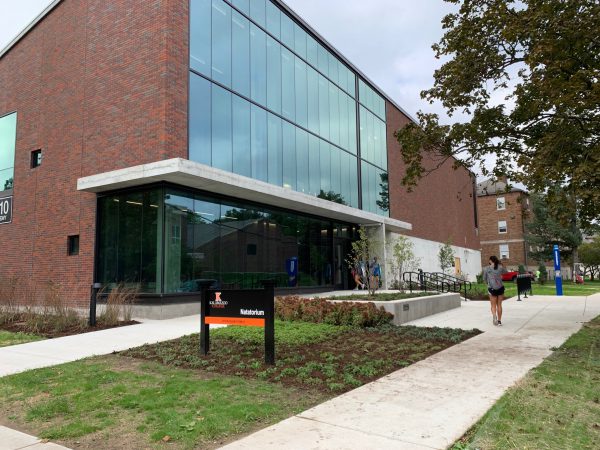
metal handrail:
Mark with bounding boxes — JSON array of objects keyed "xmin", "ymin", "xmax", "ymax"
[
  {"xmin": 429, "ymin": 272, "xmax": 471, "ymax": 301},
  {"xmin": 402, "ymin": 271, "xmax": 451, "ymax": 294}
]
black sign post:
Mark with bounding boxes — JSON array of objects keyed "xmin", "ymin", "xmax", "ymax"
[
  {"xmin": 0, "ymin": 196, "xmax": 13, "ymax": 225},
  {"xmin": 200, "ymin": 280, "xmax": 276, "ymax": 365},
  {"xmin": 516, "ymin": 274, "xmax": 533, "ymax": 301}
]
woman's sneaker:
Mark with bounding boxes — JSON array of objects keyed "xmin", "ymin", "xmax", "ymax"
[
  {"xmin": 497, "ymin": 320, "xmax": 502, "ymax": 326},
  {"xmin": 493, "ymin": 315, "xmax": 498, "ymax": 326}
]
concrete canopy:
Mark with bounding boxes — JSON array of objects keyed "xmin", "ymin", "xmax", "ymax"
[{"xmin": 77, "ymin": 158, "xmax": 412, "ymax": 233}]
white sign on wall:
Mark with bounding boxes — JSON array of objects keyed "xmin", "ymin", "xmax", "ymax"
[{"xmin": 0, "ymin": 196, "xmax": 13, "ymax": 224}]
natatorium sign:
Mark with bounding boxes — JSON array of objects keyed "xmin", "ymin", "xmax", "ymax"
[{"xmin": 0, "ymin": 196, "xmax": 12, "ymax": 224}]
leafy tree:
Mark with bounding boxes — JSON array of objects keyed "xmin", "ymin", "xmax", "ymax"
[
  {"xmin": 579, "ymin": 237, "xmax": 600, "ymax": 281},
  {"xmin": 395, "ymin": 0, "xmax": 600, "ymax": 227},
  {"xmin": 526, "ymin": 192, "xmax": 582, "ymax": 265},
  {"xmin": 438, "ymin": 240, "xmax": 454, "ymax": 274},
  {"xmin": 346, "ymin": 227, "xmax": 380, "ymax": 297},
  {"xmin": 537, "ymin": 263, "xmax": 548, "ymax": 285},
  {"xmin": 3, "ymin": 178, "xmax": 12, "ymax": 191},
  {"xmin": 518, "ymin": 264, "xmax": 526, "ymax": 274},
  {"xmin": 390, "ymin": 235, "xmax": 421, "ymax": 291}
]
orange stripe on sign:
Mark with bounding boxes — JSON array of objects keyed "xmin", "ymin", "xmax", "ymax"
[{"xmin": 204, "ymin": 317, "xmax": 265, "ymax": 327}]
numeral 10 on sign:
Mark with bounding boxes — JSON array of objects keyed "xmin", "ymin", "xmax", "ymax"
[{"xmin": 0, "ymin": 196, "xmax": 12, "ymax": 224}]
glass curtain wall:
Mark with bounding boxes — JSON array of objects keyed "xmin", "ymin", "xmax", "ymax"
[
  {"xmin": 97, "ymin": 186, "xmax": 357, "ymax": 294},
  {"xmin": 190, "ymin": 0, "xmax": 359, "ymax": 209}
]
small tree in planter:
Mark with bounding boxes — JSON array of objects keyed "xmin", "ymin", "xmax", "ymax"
[
  {"xmin": 538, "ymin": 264, "xmax": 548, "ymax": 285},
  {"xmin": 518, "ymin": 264, "xmax": 526, "ymax": 274},
  {"xmin": 438, "ymin": 240, "xmax": 454, "ymax": 274},
  {"xmin": 346, "ymin": 227, "xmax": 380, "ymax": 297},
  {"xmin": 390, "ymin": 235, "xmax": 421, "ymax": 291}
]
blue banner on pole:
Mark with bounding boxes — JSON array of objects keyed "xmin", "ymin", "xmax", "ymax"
[{"xmin": 553, "ymin": 245, "xmax": 563, "ymax": 296}]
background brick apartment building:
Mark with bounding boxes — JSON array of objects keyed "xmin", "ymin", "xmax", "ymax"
[{"xmin": 476, "ymin": 178, "xmax": 531, "ymax": 270}]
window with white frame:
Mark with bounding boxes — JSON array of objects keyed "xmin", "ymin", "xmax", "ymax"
[
  {"xmin": 498, "ymin": 220, "xmax": 507, "ymax": 233},
  {"xmin": 499, "ymin": 244, "xmax": 509, "ymax": 259},
  {"xmin": 496, "ymin": 197, "xmax": 506, "ymax": 210}
]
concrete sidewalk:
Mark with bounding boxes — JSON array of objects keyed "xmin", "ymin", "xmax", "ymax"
[
  {"xmin": 220, "ymin": 294, "xmax": 600, "ymax": 450},
  {"xmin": 0, "ymin": 315, "xmax": 202, "ymax": 377},
  {"xmin": 0, "ymin": 426, "xmax": 70, "ymax": 450}
]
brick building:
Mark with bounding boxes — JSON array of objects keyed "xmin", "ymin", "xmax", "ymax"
[
  {"xmin": 476, "ymin": 178, "xmax": 530, "ymax": 270},
  {"xmin": 0, "ymin": 0, "xmax": 481, "ymax": 308}
]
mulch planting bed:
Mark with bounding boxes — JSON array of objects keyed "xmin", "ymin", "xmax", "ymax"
[
  {"xmin": 0, "ymin": 318, "xmax": 139, "ymax": 339},
  {"xmin": 124, "ymin": 324, "xmax": 480, "ymax": 394}
]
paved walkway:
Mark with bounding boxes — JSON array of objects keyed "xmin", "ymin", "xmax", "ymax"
[
  {"xmin": 0, "ymin": 426, "xmax": 70, "ymax": 450},
  {"xmin": 221, "ymin": 294, "xmax": 600, "ymax": 450}
]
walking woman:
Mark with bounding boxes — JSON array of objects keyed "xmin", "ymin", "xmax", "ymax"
[{"xmin": 483, "ymin": 256, "xmax": 507, "ymax": 326}]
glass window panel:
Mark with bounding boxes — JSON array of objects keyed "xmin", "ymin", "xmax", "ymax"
[
  {"xmin": 280, "ymin": 13, "xmax": 294, "ymax": 49},
  {"xmin": 212, "ymin": 85, "xmax": 232, "ymax": 171},
  {"xmin": 294, "ymin": 57, "xmax": 308, "ymax": 128},
  {"xmin": 266, "ymin": 0, "xmax": 280, "ymax": 39},
  {"xmin": 317, "ymin": 44, "xmax": 328, "ymax": 76},
  {"xmin": 373, "ymin": 116, "xmax": 381, "ymax": 168},
  {"xmin": 340, "ymin": 92, "xmax": 349, "ymax": 151},
  {"xmin": 361, "ymin": 161, "xmax": 372, "ymax": 213},
  {"xmin": 307, "ymin": 35, "xmax": 318, "ymax": 67},
  {"xmin": 347, "ymin": 70, "xmax": 356, "ymax": 98},
  {"xmin": 329, "ymin": 83, "xmax": 339, "ymax": 146},
  {"xmin": 328, "ymin": 53, "xmax": 338, "ymax": 85},
  {"xmin": 308, "ymin": 135, "xmax": 320, "ymax": 196},
  {"xmin": 296, "ymin": 128, "xmax": 309, "ymax": 194},
  {"xmin": 350, "ymin": 156, "xmax": 358, "ymax": 208},
  {"xmin": 368, "ymin": 110, "xmax": 375, "ymax": 163},
  {"xmin": 319, "ymin": 139, "xmax": 330, "ymax": 194},
  {"xmin": 340, "ymin": 151, "xmax": 351, "ymax": 206},
  {"xmin": 232, "ymin": 10, "xmax": 250, "ymax": 97},
  {"xmin": 212, "ymin": 0, "xmax": 231, "ymax": 87},
  {"xmin": 118, "ymin": 192, "xmax": 144, "ymax": 286},
  {"xmin": 377, "ymin": 169, "xmax": 389, "ymax": 216},
  {"xmin": 232, "ymin": 95, "xmax": 251, "ymax": 177},
  {"xmin": 337, "ymin": 61, "xmax": 347, "ymax": 93},
  {"xmin": 282, "ymin": 121, "xmax": 296, "ymax": 190},
  {"xmin": 250, "ymin": 24, "xmax": 267, "ymax": 105},
  {"xmin": 232, "ymin": 0, "xmax": 249, "ymax": 15},
  {"xmin": 249, "ymin": 0, "xmax": 266, "ymax": 28},
  {"xmin": 189, "ymin": 74, "xmax": 212, "ymax": 166},
  {"xmin": 267, "ymin": 113, "xmax": 282, "ymax": 186},
  {"xmin": 0, "ymin": 112, "xmax": 17, "ymax": 192},
  {"xmin": 294, "ymin": 23, "xmax": 307, "ymax": 59},
  {"xmin": 164, "ymin": 191, "xmax": 198, "ymax": 292},
  {"xmin": 97, "ymin": 196, "xmax": 119, "ymax": 288},
  {"xmin": 266, "ymin": 36, "xmax": 282, "ymax": 114},
  {"xmin": 281, "ymin": 47, "xmax": 295, "ymax": 121},
  {"xmin": 190, "ymin": 0, "xmax": 211, "ymax": 76},
  {"xmin": 307, "ymin": 66, "xmax": 319, "ymax": 134},
  {"xmin": 359, "ymin": 106, "xmax": 366, "ymax": 160},
  {"xmin": 192, "ymin": 197, "xmax": 221, "ymax": 285},
  {"xmin": 251, "ymin": 104, "xmax": 268, "ymax": 182},
  {"xmin": 348, "ymin": 96, "xmax": 357, "ymax": 154},
  {"xmin": 380, "ymin": 118, "xmax": 388, "ymax": 170},
  {"xmin": 330, "ymin": 145, "xmax": 341, "ymax": 201},
  {"xmin": 318, "ymin": 74, "xmax": 329, "ymax": 140}
]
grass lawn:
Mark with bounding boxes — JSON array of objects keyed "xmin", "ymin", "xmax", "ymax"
[
  {"xmin": 321, "ymin": 291, "xmax": 439, "ymax": 301},
  {"xmin": 0, "ymin": 321, "xmax": 479, "ymax": 449},
  {"xmin": 452, "ymin": 315, "xmax": 600, "ymax": 450},
  {"xmin": 469, "ymin": 281, "xmax": 600, "ymax": 299},
  {"xmin": 0, "ymin": 330, "xmax": 44, "ymax": 347}
]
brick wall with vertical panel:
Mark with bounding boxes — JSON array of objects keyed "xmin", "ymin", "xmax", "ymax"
[{"xmin": 0, "ymin": 0, "xmax": 189, "ymax": 306}]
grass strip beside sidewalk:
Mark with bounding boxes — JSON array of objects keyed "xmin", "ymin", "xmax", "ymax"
[
  {"xmin": 0, "ymin": 330, "xmax": 44, "ymax": 347},
  {"xmin": 453, "ymin": 315, "xmax": 600, "ymax": 450}
]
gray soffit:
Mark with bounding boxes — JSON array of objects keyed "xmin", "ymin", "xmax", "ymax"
[
  {"xmin": 0, "ymin": 0, "xmax": 418, "ymax": 125},
  {"xmin": 77, "ymin": 158, "xmax": 412, "ymax": 233},
  {"xmin": 0, "ymin": 0, "xmax": 63, "ymax": 60}
]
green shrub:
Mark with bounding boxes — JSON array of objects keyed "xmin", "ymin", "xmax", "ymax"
[
  {"xmin": 275, "ymin": 296, "xmax": 392, "ymax": 328},
  {"xmin": 518, "ymin": 264, "xmax": 526, "ymax": 274},
  {"xmin": 475, "ymin": 272, "xmax": 484, "ymax": 284}
]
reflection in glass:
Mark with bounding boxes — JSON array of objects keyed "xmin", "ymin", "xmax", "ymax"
[
  {"xmin": 232, "ymin": 10, "xmax": 250, "ymax": 97},
  {"xmin": 232, "ymin": 96, "xmax": 251, "ymax": 177},
  {"xmin": 211, "ymin": 0, "xmax": 231, "ymax": 87},
  {"xmin": 250, "ymin": 24, "xmax": 267, "ymax": 105},
  {"xmin": 189, "ymin": 74, "xmax": 211, "ymax": 166},
  {"xmin": 251, "ymin": 105, "xmax": 268, "ymax": 182},
  {"xmin": 212, "ymin": 85, "xmax": 232, "ymax": 171}
]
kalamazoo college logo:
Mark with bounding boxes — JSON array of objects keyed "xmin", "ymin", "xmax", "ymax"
[{"xmin": 209, "ymin": 292, "xmax": 229, "ymax": 309}]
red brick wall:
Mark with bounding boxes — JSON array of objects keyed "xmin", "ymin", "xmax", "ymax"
[
  {"xmin": 386, "ymin": 103, "xmax": 480, "ymax": 250},
  {"xmin": 0, "ymin": 0, "xmax": 189, "ymax": 306}
]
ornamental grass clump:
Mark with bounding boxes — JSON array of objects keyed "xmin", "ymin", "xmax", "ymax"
[
  {"xmin": 275, "ymin": 296, "xmax": 392, "ymax": 328},
  {"xmin": 98, "ymin": 284, "xmax": 138, "ymax": 326}
]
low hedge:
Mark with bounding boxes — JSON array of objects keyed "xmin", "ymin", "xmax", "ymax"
[{"xmin": 275, "ymin": 296, "xmax": 393, "ymax": 328}]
